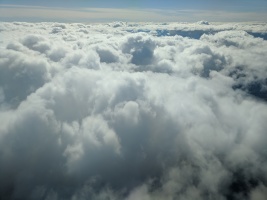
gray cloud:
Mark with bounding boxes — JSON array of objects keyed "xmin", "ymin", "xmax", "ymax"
[{"xmin": 0, "ymin": 21, "xmax": 267, "ymax": 200}]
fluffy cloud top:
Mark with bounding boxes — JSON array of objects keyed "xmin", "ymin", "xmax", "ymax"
[{"xmin": 0, "ymin": 21, "xmax": 267, "ymax": 200}]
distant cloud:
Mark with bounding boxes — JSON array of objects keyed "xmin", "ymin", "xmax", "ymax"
[
  {"xmin": 0, "ymin": 21, "xmax": 267, "ymax": 199},
  {"xmin": 1, "ymin": 5, "xmax": 267, "ymax": 22}
]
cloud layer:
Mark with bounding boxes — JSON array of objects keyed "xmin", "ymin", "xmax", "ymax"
[
  {"xmin": 2, "ymin": 5, "xmax": 267, "ymax": 22},
  {"xmin": 0, "ymin": 21, "xmax": 267, "ymax": 200}
]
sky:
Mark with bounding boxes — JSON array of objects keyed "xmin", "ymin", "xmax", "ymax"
[{"xmin": 1, "ymin": 0, "xmax": 267, "ymax": 22}]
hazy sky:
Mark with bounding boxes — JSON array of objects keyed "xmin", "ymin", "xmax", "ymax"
[
  {"xmin": 2, "ymin": 0, "xmax": 267, "ymax": 10},
  {"xmin": 1, "ymin": 1, "xmax": 267, "ymax": 23}
]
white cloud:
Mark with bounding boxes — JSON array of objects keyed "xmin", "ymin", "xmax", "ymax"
[{"xmin": 0, "ymin": 21, "xmax": 267, "ymax": 200}]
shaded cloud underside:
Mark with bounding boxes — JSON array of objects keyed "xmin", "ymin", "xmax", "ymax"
[{"xmin": 0, "ymin": 21, "xmax": 267, "ymax": 200}]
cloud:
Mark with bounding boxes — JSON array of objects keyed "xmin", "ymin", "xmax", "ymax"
[
  {"xmin": 122, "ymin": 33, "xmax": 157, "ymax": 66},
  {"xmin": 0, "ymin": 48, "xmax": 50, "ymax": 108},
  {"xmin": 0, "ymin": 21, "xmax": 267, "ymax": 200},
  {"xmin": 2, "ymin": 5, "xmax": 267, "ymax": 22}
]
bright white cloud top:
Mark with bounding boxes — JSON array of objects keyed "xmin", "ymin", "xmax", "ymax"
[{"xmin": 0, "ymin": 21, "xmax": 267, "ymax": 200}]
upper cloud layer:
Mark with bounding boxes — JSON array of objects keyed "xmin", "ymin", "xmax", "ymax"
[
  {"xmin": 0, "ymin": 22, "xmax": 267, "ymax": 200},
  {"xmin": 1, "ymin": 5, "xmax": 267, "ymax": 22}
]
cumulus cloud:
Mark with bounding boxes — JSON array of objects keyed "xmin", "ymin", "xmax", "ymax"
[{"xmin": 0, "ymin": 21, "xmax": 267, "ymax": 200}]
